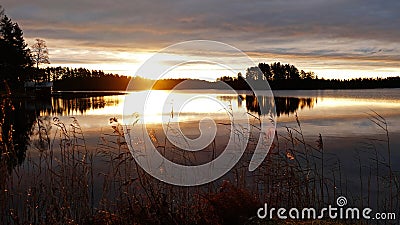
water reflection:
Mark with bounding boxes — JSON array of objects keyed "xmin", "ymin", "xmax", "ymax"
[
  {"xmin": 271, "ymin": 96, "xmax": 315, "ymax": 117},
  {"xmin": 0, "ymin": 95, "xmax": 120, "ymax": 170},
  {"xmin": 39, "ymin": 94, "xmax": 315, "ymax": 119},
  {"xmin": 41, "ymin": 96, "xmax": 120, "ymax": 116},
  {"xmin": 1, "ymin": 93, "xmax": 316, "ymax": 169},
  {"xmin": 0, "ymin": 98, "xmax": 36, "ymax": 172},
  {"xmin": 219, "ymin": 95, "xmax": 316, "ymax": 117}
]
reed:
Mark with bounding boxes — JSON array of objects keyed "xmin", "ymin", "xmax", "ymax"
[{"xmin": 0, "ymin": 109, "xmax": 398, "ymax": 224}]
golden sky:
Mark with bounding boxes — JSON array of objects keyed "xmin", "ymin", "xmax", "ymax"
[{"xmin": 2, "ymin": 0, "xmax": 400, "ymax": 79}]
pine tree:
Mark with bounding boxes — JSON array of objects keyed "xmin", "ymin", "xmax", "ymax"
[{"xmin": 0, "ymin": 6, "xmax": 32, "ymax": 88}]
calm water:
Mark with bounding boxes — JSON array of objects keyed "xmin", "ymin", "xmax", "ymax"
[
  {"xmin": 17, "ymin": 89, "xmax": 398, "ymax": 159},
  {"xmin": 33, "ymin": 89, "xmax": 400, "ymax": 136},
  {"xmin": 2, "ymin": 88, "xmax": 400, "ymax": 212},
  {"xmin": 5, "ymin": 89, "xmax": 400, "ymax": 162},
  {"xmin": 32, "ymin": 88, "xmax": 400, "ymax": 173}
]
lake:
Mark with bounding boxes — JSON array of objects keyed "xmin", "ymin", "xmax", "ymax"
[
  {"xmin": 33, "ymin": 89, "xmax": 400, "ymax": 177},
  {"xmin": 37, "ymin": 88, "xmax": 400, "ymax": 188},
  {"xmin": 1, "ymin": 88, "xmax": 399, "ymax": 221},
  {"xmin": 34, "ymin": 89, "xmax": 400, "ymax": 135},
  {"xmin": 31, "ymin": 89, "xmax": 400, "ymax": 161}
]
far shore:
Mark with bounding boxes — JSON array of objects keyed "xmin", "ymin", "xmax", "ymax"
[{"xmin": 2, "ymin": 86, "xmax": 400, "ymax": 99}]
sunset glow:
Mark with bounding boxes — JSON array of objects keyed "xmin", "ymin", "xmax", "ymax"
[{"xmin": 2, "ymin": 0, "xmax": 399, "ymax": 80}]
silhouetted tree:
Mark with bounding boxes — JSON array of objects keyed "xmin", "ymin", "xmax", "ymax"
[
  {"xmin": 32, "ymin": 38, "xmax": 50, "ymax": 69},
  {"xmin": 258, "ymin": 63, "xmax": 273, "ymax": 80},
  {"xmin": 0, "ymin": 6, "xmax": 32, "ymax": 88},
  {"xmin": 245, "ymin": 66, "xmax": 263, "ymax": 80},
  {"xmin": 219, "ymin": 61, "xmax": 400, "ymax": 90},
  {"xmin": 287, "ymin": 64, "xmax": 300, "ymax": 80},
  {"xmin": 271, "ymin": 62, "xmax": 285, "ymax": 80},
  {"xmin": 300, "ymin": 70, "xmax": 315, "ymax": 80},
  {"xmin": 217, "ymin": 76, "xmax": 234, "ymax": 82}
]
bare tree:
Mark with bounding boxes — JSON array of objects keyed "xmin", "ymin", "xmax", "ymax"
[{"xmin": 31, "ymin": 38, "xmax": 49, "ymax": 69}]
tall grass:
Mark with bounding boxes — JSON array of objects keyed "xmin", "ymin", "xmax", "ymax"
[{"xmin": 0, "ymin": 110, "xmax": 398, "ymax": 224}]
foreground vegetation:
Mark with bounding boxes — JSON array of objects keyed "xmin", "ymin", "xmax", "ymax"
[{"xmin": 0, "ymin": 95, "xmax": 398, "ymax": 224}]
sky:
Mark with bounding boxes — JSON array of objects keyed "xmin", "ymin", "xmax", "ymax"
[{"xmin": 1, "ymin": 0, "xmax": 400, "ymax": 80}]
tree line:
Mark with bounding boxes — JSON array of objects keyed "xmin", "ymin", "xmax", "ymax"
[
  {"xmin": 0, "ymin": 5, "xmax": 129, "ymax": 92},
  {"xmin": 218, "ymin": 62, "xmax": 400, "ymax": 90},
  {"xmin": 42, "ymin": 66, "xmax": 127, "ymax": 81},
  {"xmin": 46, "ymin": 67, "xmax": 131, "ymax": 91},
  {"xmin": 218, "ymin": 62, "xmax": 316, "ymax": 83},
  {"xmin": 249, "ymin": 62, "xmax": 316, "ymax": 81}
]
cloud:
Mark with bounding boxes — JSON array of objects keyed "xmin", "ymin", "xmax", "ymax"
[{"xmin": 1, "ymin": 0, "xmax": 400, "ymax": 77}]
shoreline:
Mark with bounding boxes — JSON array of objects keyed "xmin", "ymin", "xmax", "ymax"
[{"xmin": 2, "ymin": 87, "xmax": 400, "ymax": 98}]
